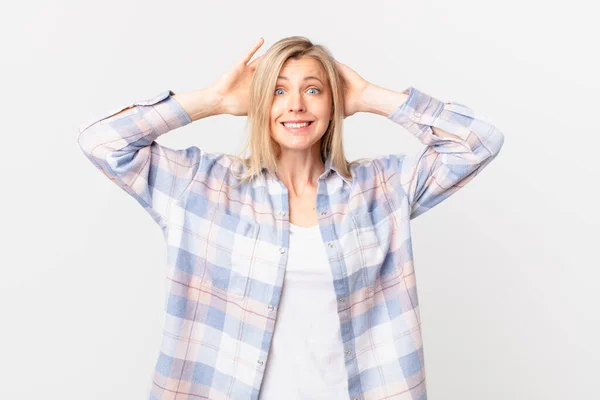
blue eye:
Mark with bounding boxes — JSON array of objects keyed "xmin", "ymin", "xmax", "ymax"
[{"xmin": 274, "ymin": 87, "xmax": 321, "ymax": 96}]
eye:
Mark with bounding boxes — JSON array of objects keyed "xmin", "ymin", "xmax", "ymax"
[{"xmin": 274, "ymin": 87, "xmax": 321, "ymax": 96}]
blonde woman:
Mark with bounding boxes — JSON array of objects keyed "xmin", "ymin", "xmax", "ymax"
[{"xmin": 78, "ymin": 36, "xmax": 504, "ymax": 400}]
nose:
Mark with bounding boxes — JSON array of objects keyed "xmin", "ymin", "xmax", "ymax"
[{"xmin": 287, "ymin": 91, "xmax": 305, "ymax": 113}]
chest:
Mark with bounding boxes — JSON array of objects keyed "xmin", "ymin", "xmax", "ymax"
[
  {"xmin": 288, "ymin": 188, "xmax": 319, "ymax": 227},
  {"xmin": 167, "ymin": 171, "xmax": 408, "ymax": 302}
]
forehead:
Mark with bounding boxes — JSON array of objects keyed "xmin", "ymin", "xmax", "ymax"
[{"xmin": 277, "ymin": 57, "xmax": 326, "ymax": 80}]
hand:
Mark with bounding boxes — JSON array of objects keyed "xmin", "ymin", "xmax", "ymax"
[
  {"xmin": 208, "ymin": 38, "xmax": 265, "ymax": 116},
  {"xmin": 335, "ymin": 60, "xmax": 371, "ymax": 118}
]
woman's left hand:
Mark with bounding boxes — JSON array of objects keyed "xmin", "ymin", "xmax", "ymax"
[{"xmin": 335, "ymin": 60, "xmax": 371, "ymax": 118}]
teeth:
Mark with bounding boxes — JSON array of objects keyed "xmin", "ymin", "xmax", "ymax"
[{"xmin": 283, "ymin": 122, "xmax": 310, "ymax": 128}]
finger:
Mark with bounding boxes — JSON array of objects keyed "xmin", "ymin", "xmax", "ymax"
[{"xmin": 242, "ymin": 37, "xmax": 265, "ymax": 65}]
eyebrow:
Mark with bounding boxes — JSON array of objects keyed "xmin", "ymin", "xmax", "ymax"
[{"xmin": 277, "ymin": 75, "xmax": 324, "ymax": 84}]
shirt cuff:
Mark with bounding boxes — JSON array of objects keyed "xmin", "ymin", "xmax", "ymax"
[
  {"xmin": 134, "ymin": 90, "xmax": 193, "ymax": 137},
  {"xmin": 386, "ymin": 86, "xmax": 474, "ymax": 152},
  {"xmin": 386, "ymin": 86, "xmax": 444, "ymax": 138},
  {"xmin": 78, "ymin": 89, "xmax": 192, "ymax": 135}
]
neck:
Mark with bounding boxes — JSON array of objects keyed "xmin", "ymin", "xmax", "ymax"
[{"xmin": 275, "ymin": 147, "xmax": 325, "ymax": 197}]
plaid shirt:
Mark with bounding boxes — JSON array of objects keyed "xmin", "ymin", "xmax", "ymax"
[{"xmin": 78, "ymin": 86, "xmax": 504, "ymax": 400}]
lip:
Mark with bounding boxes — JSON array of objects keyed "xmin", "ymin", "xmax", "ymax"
[{"xmin": 280, "ymin": 120, "xmax": 313, "ymax": 133}]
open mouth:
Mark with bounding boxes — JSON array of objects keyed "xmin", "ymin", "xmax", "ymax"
[
  {"xmin": 280, "ymin": 121, "xmax": 314, "ymax": 133},
  {"xmin": 280, "ymin": 121, "xmax": 314, "ymax": 127}
]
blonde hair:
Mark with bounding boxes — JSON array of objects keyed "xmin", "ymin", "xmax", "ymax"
[{"xmin": 229, "ymin": 36, "xmax": 362, "ymax": 186}]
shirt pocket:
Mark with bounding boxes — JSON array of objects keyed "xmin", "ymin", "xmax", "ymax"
[
  {"xmin": 353, "ymin": 205, "xmax": 400, "ymax": 284},
  {"xmin": 200, "ymin": 207, "xmax": 260, "ymax": 299}
]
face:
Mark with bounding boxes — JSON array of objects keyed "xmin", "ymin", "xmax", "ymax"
[{"xmin": 269, "ymin": 57, "xmax": 332, "ymax": 155}]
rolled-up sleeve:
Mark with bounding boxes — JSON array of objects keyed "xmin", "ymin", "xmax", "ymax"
[
  {"xmin": 77, "ymin": 90, "xmax": 204, "ymax": 233},
  {"xmin": 380, "ymin": 86, "xmax": 505, "ymax": 220}
]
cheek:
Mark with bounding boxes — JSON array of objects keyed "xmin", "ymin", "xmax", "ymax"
[
  {"xmin": 316, "ymin": 99, "xmax": 332, "ymax": 120},
  {"xmin": 269, "ymin": 105, "xmax": 281, "ymax": 125},
  {"xmin": 270, "ymin": 105, "xmax": 287, "ymax": 132}
]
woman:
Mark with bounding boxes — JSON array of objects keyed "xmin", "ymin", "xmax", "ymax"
[{"xmin": 78, "ymin": 36, "xmax": 504, "ymax": 400}]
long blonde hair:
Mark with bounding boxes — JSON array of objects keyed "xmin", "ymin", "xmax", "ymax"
[{"xmin": 229, "ymin": 36, "xmax": 360, "ymax": 185}]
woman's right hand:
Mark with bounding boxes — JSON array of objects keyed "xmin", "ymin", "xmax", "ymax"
[{"xmin": 209, "ymin": 38, "xmax": 265, "ymax": 116}]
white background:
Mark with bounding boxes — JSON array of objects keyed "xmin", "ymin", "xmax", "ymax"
[{"xmin": 1, "ymin": 0, "xmax": 598, "ymax": 399}]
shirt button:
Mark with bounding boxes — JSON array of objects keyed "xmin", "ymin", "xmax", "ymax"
[
  {"xmin": 345, "ymin": 349, "xmax": 351, "ymax": 356},
  {"xmin": 328, "ymin": 242, "xmax": 334, "ymax": 248},
  {"xmin": 279, "ymin": 247, "xmax": 286, "ymax": 254},
  {"xmin": 414, "ymin": 112, "xmax": 421, "ymax": 117},
  {"xmin": 279, "ymin": 211, "xmax": 286, "ymax": 216},
  {"xmin": 320, "ymin": 211, "xmax": 327, "ymax": 215},
  {"xmin": 257, "ymin": 359, "xmax": 264, "ymax": 366},
  {"xmin": 267, "ymin": 304, "xmax": 274, "ymax": 311},
  {"xmin": 338, "ymin": 298, "xmax": 345, "ymax": 303}
]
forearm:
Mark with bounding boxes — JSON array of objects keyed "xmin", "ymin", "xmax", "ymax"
[
  {"xmin": 361, "ymin": 83, "xmax": 461, "ymax": 139},
  {"xmin": 172, "ymin": 87, "xmax": 224, "ymax": 122},
  {"xmin": 360, "ymin": 83, "xmax": 409, "ymax": 117}
]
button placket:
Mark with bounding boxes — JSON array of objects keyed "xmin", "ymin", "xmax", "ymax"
[{"xmin": 279, "ymin": 208, "xmax": 287, "ymax": 256}]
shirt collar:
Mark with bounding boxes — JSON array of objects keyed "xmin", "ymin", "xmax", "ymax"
[{"xmin": 323, "ymin": 155, "xmax": 353, "ymax": 185}]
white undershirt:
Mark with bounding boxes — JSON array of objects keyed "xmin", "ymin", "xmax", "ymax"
[{"xmin": 258, "ymin": 222, "xmax": 349, "ymax": 400}]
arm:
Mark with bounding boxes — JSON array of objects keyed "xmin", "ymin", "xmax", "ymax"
[
  {"xmin": 77, "ymin": 39, "xmax": 264, "ymax": 234},
  {"xmin": 77, "ymin": 88, "xmax": 223, "ymax": 233},
  {"xmin": 362, "ymin": 83, "xmax": 464, "ymax": 140},
  {"xmin": 172, "ymin": 88, "xmax": 224, "ymax": 122},
  {"xmin": 362, "ymin": 84, "xmax": 505, "ymax": 219}
]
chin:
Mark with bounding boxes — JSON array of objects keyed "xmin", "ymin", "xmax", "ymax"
[
  {"xmin": 276, "ymin": 134, "xmax": 324, "ymax": 149},
  {"xmin": 280, "ymin": 144, "xmax": 316, "ymax": 152},
  {"xmin": 271, "ymin": 129, "xmax": 324, "ymax": 152}
]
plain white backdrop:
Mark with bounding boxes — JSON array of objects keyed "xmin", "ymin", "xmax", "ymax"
[{"xmin": 1, "ymin": 0, "xmax": 598, "ymax": 399}]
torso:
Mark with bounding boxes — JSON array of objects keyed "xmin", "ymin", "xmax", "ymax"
[{"xmin": 258, "ymin": 220, "xmax": 349, "ymax": 399}]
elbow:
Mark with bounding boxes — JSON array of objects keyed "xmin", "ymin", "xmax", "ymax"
[
  {"xmin": 480, "ymin": 125, "xmax": 504, "ymax": 158},
  {"xmin": 77, "ymin": 126, "xmax": 95, "ymax": 157},
  {"xmin": 490, "ymin": 126, "xmax": 505, "ymax": 156}
]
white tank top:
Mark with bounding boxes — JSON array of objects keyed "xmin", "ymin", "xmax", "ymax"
[{"xmin": 258, "ymin": 222, "xmax": 349, "ymax": 399}]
